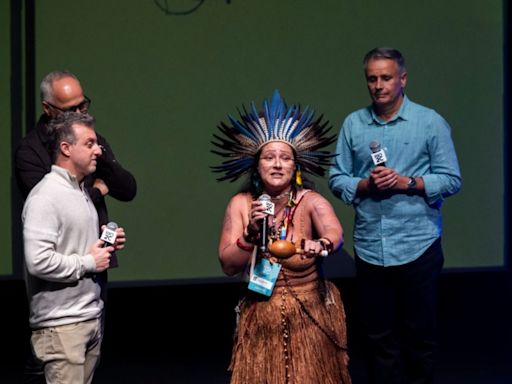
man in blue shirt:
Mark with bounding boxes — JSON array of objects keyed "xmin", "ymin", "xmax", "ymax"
[{"xmin": 329, "ymin": 47, "xmax": 461, "ymax": 384}]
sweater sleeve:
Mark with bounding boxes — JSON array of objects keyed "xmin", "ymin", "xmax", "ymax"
[{"xmin": 23, "ymin": 195, "xmax": 96, "ymax": 282}]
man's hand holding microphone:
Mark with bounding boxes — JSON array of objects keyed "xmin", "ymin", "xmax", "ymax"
[{"xmin": 89, "ymin": 222, "xmax": 126, "ymax": 272}]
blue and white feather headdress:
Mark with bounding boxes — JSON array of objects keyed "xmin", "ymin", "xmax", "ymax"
[{"xmin": 211, "ymin": 90, "xmax": 336, "ymax": 182}]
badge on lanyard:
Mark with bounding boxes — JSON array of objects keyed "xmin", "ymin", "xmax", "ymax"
[{"xmin": 248, "ymin": 258, "xmax": 281, "ymax": 296}]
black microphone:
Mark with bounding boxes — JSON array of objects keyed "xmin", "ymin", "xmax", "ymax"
[
  {"xmin": 257, "ymin": 194, "xmax": 274, "ymax": 252},
  {"xmin": 369, "ymin": 140, "xmax": 387, "ymax": 167},
  {"xmin": 100, "ymin": 222, "xmax": 118, "ymax": 247}
]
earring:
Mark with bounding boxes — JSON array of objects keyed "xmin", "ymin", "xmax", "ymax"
[{"xmin": 295, "ymin": 166, "xmax": 302, "ymax": 187}]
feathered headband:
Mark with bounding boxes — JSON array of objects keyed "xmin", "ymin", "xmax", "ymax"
[{"xmin": 211, "ymin": 90, "xmax": 336, "ymax": 182}]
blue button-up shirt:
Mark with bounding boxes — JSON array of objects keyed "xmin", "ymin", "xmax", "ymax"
[{"xmin": 329, "ymin": 96, "xmax": 462, "ymax": 266}]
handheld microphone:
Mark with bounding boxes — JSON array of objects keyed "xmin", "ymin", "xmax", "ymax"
[
  {"xmin": 257, "ymin": 194, "xmax": 274, "ymax": 252},
  {"xmin": 369, "ymin": 140, "xmax": 387, "ymax": 167},
  {"xmin": 100, "ymin": 222, "xmax": 118, "ymax": 247}
]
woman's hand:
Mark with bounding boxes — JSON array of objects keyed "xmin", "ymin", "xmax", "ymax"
[
  {"xmin": 245, "ymin": 199, "xmax": 267, "ymax": 242},
  {"xmin": 299, "ymin": 239, "xmax": 326, "ymax": 259}
]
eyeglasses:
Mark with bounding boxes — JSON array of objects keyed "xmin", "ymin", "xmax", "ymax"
[{"xmin": 45, "ymin": 95, "xmax": 91, "ymax": 113}]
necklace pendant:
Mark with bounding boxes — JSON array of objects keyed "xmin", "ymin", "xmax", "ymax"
[{"xmin": 279, "ymin": 226, "xmax": 286, "ymax": 240}]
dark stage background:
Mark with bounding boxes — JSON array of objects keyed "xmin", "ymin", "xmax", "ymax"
[{"xmin": 1, "ymin": 273, "xmax": 511, "ymax": 383}]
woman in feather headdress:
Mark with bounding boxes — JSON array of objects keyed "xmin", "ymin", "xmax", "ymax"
[{"xmin": 212, "ymin": 90, "xmax": 352, "ymax": 384}]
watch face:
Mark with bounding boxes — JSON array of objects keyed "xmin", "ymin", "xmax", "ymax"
[{"xmin": 408, "ymin": 177, "xmax": 416, "ymax": 188}]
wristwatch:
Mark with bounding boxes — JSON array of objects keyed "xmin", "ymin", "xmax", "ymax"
[{"xmin": 407, "ymin": 176, "xmax": 417, "ymax": 190}]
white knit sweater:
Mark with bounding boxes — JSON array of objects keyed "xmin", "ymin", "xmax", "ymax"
[{"xmin": 22, "ymin": 165, "xmax": 103, "ymax": 329}]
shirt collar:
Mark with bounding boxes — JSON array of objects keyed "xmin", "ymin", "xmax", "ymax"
[
  {"xmin": 366, "ymin": 95, "xmax": 411, "ymax": 125},
  {"xmin": 51, "ymin": 165, "xmax": 82, "ymax": 188}
]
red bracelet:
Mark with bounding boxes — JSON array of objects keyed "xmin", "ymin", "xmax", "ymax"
[{"xmin": 236, "ymin": 238, "xmax": 254, "ymax": 252}]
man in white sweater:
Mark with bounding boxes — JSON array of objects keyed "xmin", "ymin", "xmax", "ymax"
[{"xmin": 22, "ymin": 112, "xmax": 126, "ymax": 384}]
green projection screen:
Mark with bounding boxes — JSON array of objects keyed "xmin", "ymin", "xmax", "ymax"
[{"xmin": 5, "ymin": 0, "xmax": 505, "ymax": 282}]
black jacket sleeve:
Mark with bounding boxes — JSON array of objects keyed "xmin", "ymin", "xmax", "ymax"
[
  {"xmin": 91, "ymin": 133, "xmax": 137, "ymax": 202},
  {"xmin": 15, "ymin": 125, "xmax": 137, "ymax": 205},
  {"xmin": 14, "ymin": 131, "xmax": 52, "ymax": 199}
]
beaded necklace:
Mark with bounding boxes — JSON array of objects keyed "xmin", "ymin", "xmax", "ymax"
[
  {"xmin": 271, "ymin": 191, "xmax": 306, "ymax": 243},
  {"xmin": 270, "ymin": 190, "xmax": 291, "ymax": 201}
]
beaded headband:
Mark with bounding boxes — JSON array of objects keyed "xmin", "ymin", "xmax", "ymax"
[{"xmin": 211, "ymin": 90, "xmax": 336, "ymax": 182}]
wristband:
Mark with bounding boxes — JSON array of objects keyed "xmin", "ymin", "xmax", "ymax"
[{"xmin": 318, "ymin": 237, "xmax": 334, "ymax": 254}]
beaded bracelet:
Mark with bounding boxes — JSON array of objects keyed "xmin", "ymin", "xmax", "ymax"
[
  {"xmin": 236, "ymin": 238, "xmax": 254, "ymax": 252},
  {"xmin": 318, "ymin": 237, "xmax": 334, "ymax": 254}
]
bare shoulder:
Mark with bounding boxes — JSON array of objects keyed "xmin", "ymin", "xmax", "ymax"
[
  {"xmin": 300, "ymin": 190, "xmax": 336, "ymax": 213},
  {"xmin": 300, "ymin": 190, "xmax": 330, "ymax": 206},
  {"xmin": 226, "ymin": 192, "xmax": 252, "ymax": 212}
]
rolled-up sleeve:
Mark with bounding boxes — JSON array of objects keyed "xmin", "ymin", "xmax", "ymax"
[
  {"xmin": 422, "ymin": 114, "xmax": 462, "ymax": 206},
  {"xmin": 329, "ymin": 119, "xmax": 362, "ymax": 205}
]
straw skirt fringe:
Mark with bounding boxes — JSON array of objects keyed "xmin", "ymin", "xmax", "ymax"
[{"xmin": 229, "ymin": 280, "xmax": 351, "ymax": 384}]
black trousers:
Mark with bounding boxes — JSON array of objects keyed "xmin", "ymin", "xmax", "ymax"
[{"xmin": 355, "ymin": 238, "xmax": 444, "ymax": 384}]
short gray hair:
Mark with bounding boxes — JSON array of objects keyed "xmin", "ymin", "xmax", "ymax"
[
  {"xmin": 47, "ymin": 112, "xmax": 96, "ymax": 161},
  {"xmin": 40, "ymin": 70, "xmax": 79, "ymax": 103},
  {"xmin": 363, "ymin": 47, "xmax": 406, "ymax": 74}
]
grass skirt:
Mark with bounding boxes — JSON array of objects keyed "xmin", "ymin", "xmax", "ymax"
[{"xmin": 229, "ymin": 280, "xmax": 351, "ymax": 384}]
